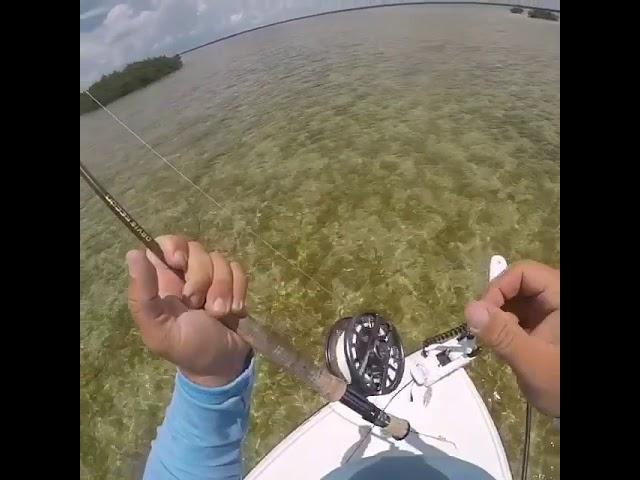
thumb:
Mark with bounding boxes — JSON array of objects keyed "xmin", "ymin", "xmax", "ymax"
[
  {"xmin": 127, "ymin": 249, "xmax": 162, "ymax": 322},
  {"xmin": 465, "ymin": 300, "xmax": 560, "ymax": 416},
  {"xmin": 126, "ymin": 250, "xmax": 174, "ymax": 354},
  {"xmin": 465, "ymin": 300, "xmax": 529, "ymax": 363}
]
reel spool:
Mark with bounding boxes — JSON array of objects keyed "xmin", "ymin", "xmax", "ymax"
[{"xmin": 325, "ymin": 312, "xmax": 405, "ymax": 396}]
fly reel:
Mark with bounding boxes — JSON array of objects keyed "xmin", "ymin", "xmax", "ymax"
[{"xmin": 325, "ymin": 312, "xmax": 405, "ymax": 396}]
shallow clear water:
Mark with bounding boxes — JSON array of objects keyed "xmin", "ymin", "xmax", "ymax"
[{"xmin": 80, "ymin": 5, "xmax": 559, "ymax": 479}]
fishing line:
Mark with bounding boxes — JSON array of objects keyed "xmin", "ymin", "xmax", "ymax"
[
  {"xmin": 520, "ymin": 402, "xmax": 532, "ymax": 480},
  {"xmin": 82, "ymin": 90, "xmax": 334, "ymax": 299},
  {"xmin": 82, "ymin": 90, "xmax": 524, "ymax": 464},
  {"xmin": 81, "ymin": 163, "xmax": 413, "ymax": 438}
]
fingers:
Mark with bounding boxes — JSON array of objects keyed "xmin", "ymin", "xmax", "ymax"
[
  {"xmin": 483, "ymin": 260, "xmax": 560, "ymax": 311},
  {"xmin": 183, "ymin": 241, "xmax": 213, "ymax": 308},
  {"xmin": 206, "ymin": 252, "xmax": 234, "ymax": 317},
  {"xmin": 530, "ymin": 309, "xmax": 560, "ymax": 345},
  {"xmin": 465, "ymin": 300, "xmax": 560, "ymax": 416},
  {"xmin": 230, "ymin": 262, "xmax": 248, "ymax": 314},
  {"xmin": 136, "ymin": 234, "xmax": 248, "ymax": 317},
  {"xmin": 154, "ymin": 235, "xmax": 189, "ymax": 270},
  {"xmin": 199, "ymin": 254, "xmax": 248, "ymax": 318}
]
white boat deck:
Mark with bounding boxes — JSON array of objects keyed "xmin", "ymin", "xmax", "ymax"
[{"xmin": 247, "ymin": 350, "xmax": 512, "ymax": 480}]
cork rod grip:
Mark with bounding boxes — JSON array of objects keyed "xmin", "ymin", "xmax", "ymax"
[{"xmin": 235, "ymin": 315, "xmax": 347, "ymax": 402}]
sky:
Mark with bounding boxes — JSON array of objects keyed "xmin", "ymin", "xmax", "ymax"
[
  {"xmin": 80, "ymin": 0, "xmax": 559, "ymax": 89},
  {"xmin": 79, "ymin": 0, "xmax": 355, "ymax": 88}
]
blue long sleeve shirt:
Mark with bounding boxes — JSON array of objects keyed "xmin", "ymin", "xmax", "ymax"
[
  {"xmin": 140, "ymin": 357, "xmax": 521, "ymax": 480},
  {"xmin": 143, "ymin": 358, "xmax": 255, "ymax": 480},
  {"xmin": 138, "ymin": 358, "xmax": 524, "ymax": 480}
]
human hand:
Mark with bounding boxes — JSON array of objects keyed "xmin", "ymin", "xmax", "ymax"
[
  {"xmin": 465, "ymin": 260, "xmax": 560, "ymax": 416},
  {"xmin": 126, "ymin": 235, "xmax": 251, "ymax": 388}
]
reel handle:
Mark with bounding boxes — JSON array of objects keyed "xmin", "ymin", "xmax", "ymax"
[{"xmin": 386, "ymin": 415, "xmax": 411, "ymax": 440}]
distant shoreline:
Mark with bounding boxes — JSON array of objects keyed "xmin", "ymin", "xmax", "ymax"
[
  {"xmin": 80, "ymin": 3, "xmax": 558, "ymax": 92},
  {"xmin": 179, "ymin": 2, "xmax": 560, "ymax": 57},
  {"xmin": 80, "ymin": 55, "xmax": 183, "ymax": 115}
]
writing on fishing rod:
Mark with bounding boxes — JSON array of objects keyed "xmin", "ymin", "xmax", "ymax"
[{"xmin": 103, "ymin": 193, "xmax": 153, "ymax": 243}]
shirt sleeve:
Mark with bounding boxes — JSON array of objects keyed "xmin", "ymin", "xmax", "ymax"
[{"xmin": 143, "ymin": 357, "xmax": 255, "ymax": 480}]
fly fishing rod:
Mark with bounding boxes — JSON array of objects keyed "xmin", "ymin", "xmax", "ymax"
[{"xmin": 80, "ymin": 161, "xmax": 410, "ymax": 440}]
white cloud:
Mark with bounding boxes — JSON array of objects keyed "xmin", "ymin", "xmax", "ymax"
[
  {"xmin": 80, "ymin": 6, "xmax": 111, "ymax": 20},
  {"xmin": 80, "ymin": 0, "xmax": 346, "ymax": 82},
  {"xmin": 84, "ymin": 0, "xmax": 542, "ymax": 83},
  {"xmin": 80, "ymin": 0, "xmax": 203, "ymax": 81},
  {"xmin": 196, "ymin": 0, "xmax": 207, "ymax": 15},
  {"xmin": 103, "ymin": 4, "xmax": 134, "ymax": 26},
  {"xmin": 230, "ymin": 12, "xmax": 244, "ymax": 25},
  {"xmin": 81, "ymin": 0, "xmax": 563, "ymax": 82}
]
